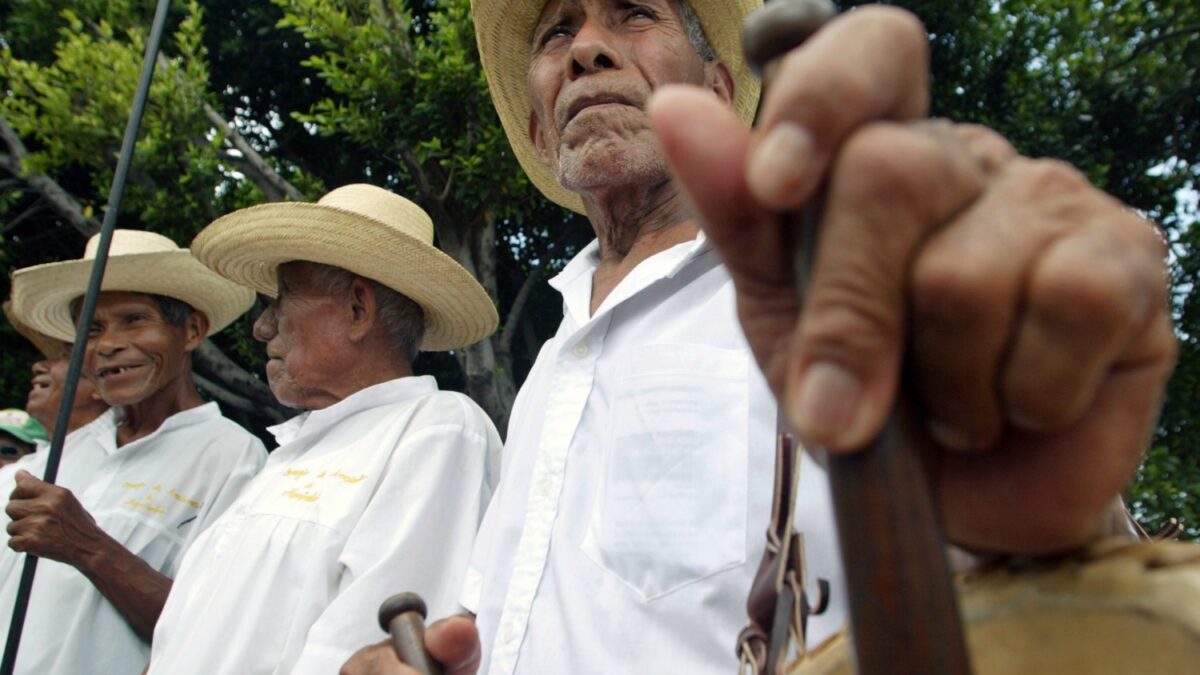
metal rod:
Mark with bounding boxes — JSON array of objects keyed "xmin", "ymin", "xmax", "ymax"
[{"xmin": 0, "ymin": 0, "xmax": 173, "ymax": 670}]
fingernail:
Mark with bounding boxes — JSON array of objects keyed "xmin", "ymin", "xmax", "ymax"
[
  {"xmin": 928, "ymin": 419, "xmax": 983, "ymax": 453},
  {"xmin": 789, "ymin": 361, "xmax": 863, "ymax": 449},
  {"xmin": 747, "ymin": 123, "xmax": 815, "ymax": 209}
]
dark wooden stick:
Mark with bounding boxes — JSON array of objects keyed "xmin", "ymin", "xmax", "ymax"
[
  {"xmin": 744, "ymin": 2, "xmax": 973, "ymax": 673},
  {"xmin": 378, "ymin": 593, "xmax": 443, "ymax": 675}
]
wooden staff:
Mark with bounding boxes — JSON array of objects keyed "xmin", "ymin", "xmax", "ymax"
[
  {"xmin": 0, "ymin": 0, "xmax": 174, "ymax": 672},
  {"xmin": 742, "ymin": 2, "xmax": 972, "ymax": 673},
  {"xmin": 378, "ymin": 593, "xmax": 443, "ymax": 675}
]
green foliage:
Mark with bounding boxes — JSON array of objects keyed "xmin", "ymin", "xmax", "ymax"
[
  {"xmin": 0, "ymin": 0, "xmax": 273, "ymax": 245},
  {"xmin": 275, "ymin": 0, "xmax": 534, "ymax": 220}
]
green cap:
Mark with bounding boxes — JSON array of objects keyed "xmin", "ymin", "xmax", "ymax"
[{"xmin": 0, "ymin": 409, "xmax": 48, "ymax": 445}]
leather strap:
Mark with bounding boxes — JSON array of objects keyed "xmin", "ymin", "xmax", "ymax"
[{"xmin": 738, "ymin": 432, "xmax": 829, "ymax": 675}]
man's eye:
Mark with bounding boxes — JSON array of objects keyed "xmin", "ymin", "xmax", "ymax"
[
  {"xmin": 540, "ymin": 25, "xmax": 571, "ymax": 45},
  {"xmin": 628, "ymin": 7, "xmax": 655, "ymax": 19}
]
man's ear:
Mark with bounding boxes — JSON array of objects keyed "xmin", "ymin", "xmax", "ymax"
[
  {"xmin": 529, "ymin": 111, "xmax": 555, "ymax": 166},
  {"xmin": 347, "ymin": 277, "xmax": 377, "ymax": 342},
  {"xmin": 182, "ymin": 311, "xmax": 210, "ymax": 352},
  {"xmin": 706, "ymin": 60, "xmax": 735, "ymax": 107}
]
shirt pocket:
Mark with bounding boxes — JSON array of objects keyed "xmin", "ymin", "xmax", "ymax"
[{"xmin": 582, "ymin": 343, "xmax": 749, "ymax": 600}]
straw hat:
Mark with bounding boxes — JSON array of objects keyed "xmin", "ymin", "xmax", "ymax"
[
  {"xmin": 190, "ymin": 184, "xmax": 498, "ymax": 352},
  {"xmin": 3, "ymin": 300, "xmax": 65, "ymax": 358},
  {"xmin": 472, "ymin": 0, "xmax": 763, "ymax": 213},
  {"xmin": 10, "ymin": 230, "xmax": 255, "ymax": 342}
]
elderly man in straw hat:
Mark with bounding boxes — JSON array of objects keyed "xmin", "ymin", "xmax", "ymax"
[
  {"xmin": 3, "ymin": 301, "xmax": 108, "ymax": 438},
  {"xmin": 344, "ymin": 0, "xmax": 1175, "ymax": 674},
  {"xmin": 142, "ymin": 183, "xmax": 503, "ymax": 674},
  {"xmin": 0, "ymin": 230, "xmax": 267, "ymax": 675}
]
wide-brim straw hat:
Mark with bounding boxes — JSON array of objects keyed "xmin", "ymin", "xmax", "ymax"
[
  {"xmin": 3, "ymin": 300, "xmax": 65, "ymax": 358},
  {"xmin": 190, "ymin": 184, "xmax": 498, "ymax": 352},
  {"xmin": 472, "ymin": 0, "xmax": 763, "ymax": 213},
  {"xmin": 11, "ymin": 230, "xmax": 255, "ymax": 343}
]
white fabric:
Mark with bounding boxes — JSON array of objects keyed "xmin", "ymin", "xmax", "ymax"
[
  {"xmin": 148, "ymin": 376, "xmax": 502, "ymax": 675},
  {"xmin": 466, "ymin": 235, "xmax": 846, "ymax": 675},
  {"xmin": 0, "ymin": 403, "xmax": 267, "ymax": 675}
]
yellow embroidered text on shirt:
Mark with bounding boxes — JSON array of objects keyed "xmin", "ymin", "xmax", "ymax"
[
  {"xmin": 126, "ymin": 498, "xmax": 166, "ymax": 515},
  {"xmin": 279, "ymin": 467, "xmax": 369, "ymax": 502},
  {"xmin": 169, "ymin": 488, "xmax": 202, "ymax": 509},
  {"xmin": 283, "ymin": 488, "xmax": 319, "ymax": 502}
]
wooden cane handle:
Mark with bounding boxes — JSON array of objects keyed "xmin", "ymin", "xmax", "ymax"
[
  {"xmin": 378, "ymin": 593, "xmax": 443, "ymax": 675},
  {"xmin": 743, "ymin": 2, "xmax": 973, "ymax": 674}
]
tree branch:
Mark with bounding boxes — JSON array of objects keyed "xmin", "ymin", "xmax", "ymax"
[
  {"xmin": 1, "ymin": 201, "xmax": 47, "ymax": 235},
  {"xmin": 438, "ymin": 166, "xmax": 455, "ymax": 203},
  {"xmin": 193, "ymin": 372, "xmax": 285, "ymax": 421},
  {"xmin": 203, "ymin": 103, "xmax": 304, "ymax": 202},
  {"xmin": 498, "ymin": 264, "xmax": 543, "ymax": 355},
  {"xmin": 397, "ymin": 142, "xmax": 434, "ymax": 202},
  {"xmin": 192, "ymin": 340, "xmax": 291, "ymax": 415},
  {"xmin": 1107, "ymin": 24, "xmax": 1200, "ymax": 72},
  {"xmin": 369, "ymin": 0, "xmax": 414, "ymax": 62},
  {"xmin": 0, "ymin": 116, "xmax": 102, "ymax": 236}
]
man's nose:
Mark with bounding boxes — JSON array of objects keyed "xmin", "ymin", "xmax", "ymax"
[
  {"xmin": 569, "ymin": 18, "xmax": 621, "ymax": 78},
  {"xmin": 31, "ymin": 359, "xmax": 49, "ymax": 375},
  {"xmin": 91, "ymin": 326, "xmax": 124, "ymax": 356},
  {"xmin": 252, "ymin": 304, "xmax": 278, "ymax": 342}
]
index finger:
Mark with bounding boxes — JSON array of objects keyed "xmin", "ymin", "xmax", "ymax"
[
  {"xmin": 10, "ymin": 470, "xmax": 47, "ymax": 500},
  {"xmin": 746, "ymin": 5, "xmax": 931, "ymax": 210}
]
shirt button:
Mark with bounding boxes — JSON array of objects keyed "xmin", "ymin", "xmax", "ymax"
[{"xmin": 571, "ymin": 343, "xmax": 590, "ymax": 358}]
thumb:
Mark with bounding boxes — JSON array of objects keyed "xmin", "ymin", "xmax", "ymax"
[{"xmin": 424, "ymin": 615, "xmax": 480, "ymax": 675}]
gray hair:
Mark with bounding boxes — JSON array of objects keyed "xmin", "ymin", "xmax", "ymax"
[
  {"xmin": 303, "ymin": 263, "xmax": 426, "ymax": 365},
  {"xmin": 678, "ymin": 0, "xmax": 716, "ymax": 62}
]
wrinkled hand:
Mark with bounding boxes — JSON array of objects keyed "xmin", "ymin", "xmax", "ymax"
[
  {"xmin": 340, "ymin": 615, "xmax": 481, "ymax": 675},
  {"xmin": 7, "ymin": 470, "xmax": 104, "ymax": 565},
  {"xmin": 648, "ymin": 5, "xmax": 1175, "ymax": 554}
]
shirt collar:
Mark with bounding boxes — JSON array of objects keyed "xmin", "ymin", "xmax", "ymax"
[
  {"xmin": 93, "ymin": 402, "xmax": 221, "ymax": 456},
  {"xmin": 267, "ymin": 375, "xmax": 438, "ymax": 446},
  {"xmin": 548, "ymin": 230, "xmax": 714, "ymax": 325}
]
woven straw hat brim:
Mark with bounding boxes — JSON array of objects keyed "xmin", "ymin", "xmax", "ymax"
[
  {"xmin": 10, "ymin": 251, "xmax": 255, "ymax": 343},
  {"xmin": 472, "ymin": 0, "xmax": 763, "ymax": 213},
  {"xmin": 191, "ymin": 202, "xmax": 499, "ymax": 352},
  {"xmin": 3, "ymin": 300, "xmax": 65, "ymax": 358}
]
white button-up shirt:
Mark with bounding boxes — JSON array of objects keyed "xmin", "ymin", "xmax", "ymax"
[
  {"xmin": 148, "ymin": 376, "xmax": 502, "ymax": 675},
  {"xmin": 0, "ymin": 403, "xmax": 267, "ymax": 675},
  {"xmin": 465, "ymin": 235, "xmax": 846, "ymax": 675}
]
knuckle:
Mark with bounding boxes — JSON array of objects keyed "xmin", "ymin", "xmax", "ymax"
[
  {"xmin": 1124, "ymin": 212, "xmax": 1169, "ymax": 257},
  {"xmin": 859, "ymin": 6, "xmax": 928, "ymax": 62},
  {"xmin": 838, "ymin": 125, "xmax": 934, "ymax": 202},
  {"xmin": 1031, "ymin": 257, "xmax": 1133, "ymax": 333},
  {"xmin": 803, "ymin": 285, "xmax": 900, "ymax": 364},
  {"xmin": 911, "ymin": 248, "xmax": 1005, "ymax": 329},
  {"xmin": 1008, "ymin": 158, "xmax": 1091, "ymax": 203}
]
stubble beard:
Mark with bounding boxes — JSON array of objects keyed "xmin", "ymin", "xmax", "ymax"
[{"xmin": 553, "ymin": 112, "xmax": 670, "ymax": 193}]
